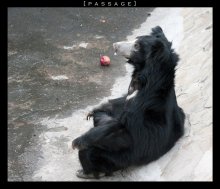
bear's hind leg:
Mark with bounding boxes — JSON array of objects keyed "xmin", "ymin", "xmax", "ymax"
[
  {"xmin": 78, "ymin": 148, "xmax": 117, "ymax": 179},
  {"xmin": 78, "ymin": 149, "xmax": 108, "ymax": 179}
]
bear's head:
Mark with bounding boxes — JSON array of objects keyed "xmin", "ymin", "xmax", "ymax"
[{"xmin": 113, "ymin": 26, "xmax": 179, "ymax": 72}]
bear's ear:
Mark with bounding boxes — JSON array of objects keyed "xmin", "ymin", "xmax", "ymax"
[{"xmin": 151, "ymin": 26, "xmax": 163, "ymax": 36}]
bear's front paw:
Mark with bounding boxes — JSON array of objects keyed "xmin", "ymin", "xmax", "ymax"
[{"xmin": 72, "ymin": 137, "xmax": 88, "ymax": 150}]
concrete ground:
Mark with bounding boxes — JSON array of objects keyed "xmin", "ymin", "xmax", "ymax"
[
  {"xmin": 8, "ymin": 7, "xmax": 154, "ymax": 181},
  {"xmin": 8, "ymin": 8, "xmax": 212, "ymax": 181}
]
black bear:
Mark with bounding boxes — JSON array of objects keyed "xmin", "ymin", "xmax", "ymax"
[{"xmin": 72, "ymin": 26, "xmax": 185, "ymax": 179}]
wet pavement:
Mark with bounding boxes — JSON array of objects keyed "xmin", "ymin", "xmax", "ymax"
[{"xmin": 8, "ymin": 8, "xmax": 154, "ymax": 181}]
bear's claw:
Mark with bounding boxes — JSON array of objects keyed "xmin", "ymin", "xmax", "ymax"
[
  {"xmin": 76, "ymin": 169, "xmax": 105, "ymax": 179},
  {"xmin": 86, "ymin": 112, "xmax": 94, "ymax": 120}
]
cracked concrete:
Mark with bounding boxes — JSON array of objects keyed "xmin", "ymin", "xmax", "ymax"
[{"xmin": 8, "ymin": 8, "xmax": 212, "ymax": 181}]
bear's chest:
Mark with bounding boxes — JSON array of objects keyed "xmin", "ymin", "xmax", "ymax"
[
  {"xmin": 126, "ymin": 90, "xmax": 139, "ymax": 101},
  {"xmin": 127, "ymin": 74, "xmax": 141, "ymax": 98}
]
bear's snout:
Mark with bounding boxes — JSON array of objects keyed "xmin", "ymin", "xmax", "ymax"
[{"xmin": 113, "ymin": 40, "xmax": 136, "ymax": 58}]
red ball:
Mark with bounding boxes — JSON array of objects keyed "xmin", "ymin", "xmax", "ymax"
[{"xmin": 100, "ymin": 55, "xmax": 110, "ymax": 66}]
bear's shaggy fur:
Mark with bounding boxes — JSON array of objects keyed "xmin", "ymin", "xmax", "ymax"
[{"xmin": 72, "ymin": 26, "xmax": 185, "ymax": 179}]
